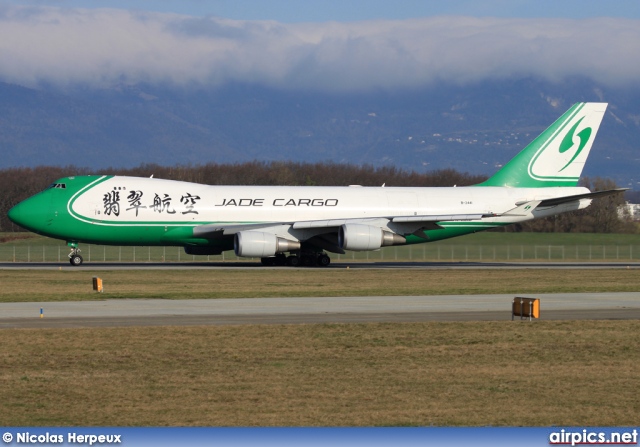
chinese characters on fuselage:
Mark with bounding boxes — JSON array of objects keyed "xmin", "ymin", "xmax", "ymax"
[
  {"xmin": 103, "ymin": 188, "xmax": 200, "ymax": 217},
  {"xmin": 103, "ymin": 190, "xmax": 120, "ymax": 216},
  {"xmin": 152, "ymin": 193, "xmax": 176, "ymax": 214},
  {"xmin": 126, "ymin": 190, "xmax": 146, "ymax": 216}
]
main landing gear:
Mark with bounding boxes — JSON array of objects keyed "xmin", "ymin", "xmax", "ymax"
[
  {"xmin": 261, "ymin": 251, "xmax": 331, "ymax": 267},
  {"xmin": 68, "ymin": 243, "xmax": 83, "ymax": 266}
]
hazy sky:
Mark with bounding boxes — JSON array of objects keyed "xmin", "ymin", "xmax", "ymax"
[
  {"xmin": 1, "ymin": 1, "xmax": 639, "ymax": 91},
  {"xmin": 4, "ymin": 0, "xmax": 640, "ymax": 22}
]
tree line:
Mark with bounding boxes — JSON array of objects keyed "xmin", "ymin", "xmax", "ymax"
[{"xmin": 0, "ymin": 162, "xmax": 635, "ymax": 234}]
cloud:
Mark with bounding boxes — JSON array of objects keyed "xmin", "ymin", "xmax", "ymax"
[{"xmin": 0, "ymin": 5, "xmax": 639, "ymax": 91}]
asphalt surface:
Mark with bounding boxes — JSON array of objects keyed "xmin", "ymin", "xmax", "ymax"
[
  {"xmin": 2, "ymin": 261, "xmax": 640, "ymax": 270},
  {"xmin": 1, "ymin": 293, "xmax": 639, "ymax": 328}
]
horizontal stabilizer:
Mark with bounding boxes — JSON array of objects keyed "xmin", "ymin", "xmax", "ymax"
[{"xmin": 537, "ymin": 188, "xmax": 627, "ymax": 207}]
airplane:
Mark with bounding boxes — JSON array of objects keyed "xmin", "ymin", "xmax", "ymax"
[{"xmin": 7, "ymin": 102, "xmax": 625, "ymax": 267}]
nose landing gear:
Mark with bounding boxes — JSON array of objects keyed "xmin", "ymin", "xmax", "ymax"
[{"xmin": 68, "ymin": 242, "xmax": 83, "ymax": 266}]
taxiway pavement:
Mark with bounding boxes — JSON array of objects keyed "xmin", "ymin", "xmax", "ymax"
[{"xmin": 1, "ymin": 292, "xmax": 639, "ymax": 328}]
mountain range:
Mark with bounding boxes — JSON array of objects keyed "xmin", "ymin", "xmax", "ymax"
[{"xmin": 1, "ymin": 78, "xmax": 639, "ymax": 189}]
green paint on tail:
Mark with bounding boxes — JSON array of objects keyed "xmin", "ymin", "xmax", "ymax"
[{"xmin": 478, "ymin": 103, "xmax": 596, "ymax": 188}]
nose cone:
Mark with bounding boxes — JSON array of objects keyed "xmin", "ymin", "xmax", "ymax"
[
  {"xmin": 7, "ymin": 195, "xmax": 49, "ymax": 233},
  {"xmin": 7, "ymin": 201, "xmax": 25, "ymax": 227}
]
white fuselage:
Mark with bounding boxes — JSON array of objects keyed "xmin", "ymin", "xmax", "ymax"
[{"xmin": 73, "ymin": 176, "xmax": 589, "ymax": 226}]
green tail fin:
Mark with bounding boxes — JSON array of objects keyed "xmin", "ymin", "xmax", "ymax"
[{"xmin": 478, "ymin": 102, "xmax": 607, "ymax": 188}]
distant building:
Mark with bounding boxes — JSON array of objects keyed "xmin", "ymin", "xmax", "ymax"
[{"xmin": 618, "ymin": 202, "xmax": 640, "ymax": 221}]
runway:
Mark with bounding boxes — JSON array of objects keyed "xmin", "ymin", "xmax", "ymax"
[
  {"xmin": 1, "ymin": 292, "xmax": 639, "ymax": 328},
  {"xmin": 2, "ymin": 261, "xmax": 640, "ymax": 270}
]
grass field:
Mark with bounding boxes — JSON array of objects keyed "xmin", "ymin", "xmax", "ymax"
[
  {"xmin": 1, "ymin": 236, "xmax": 639, "ymax": 427},
  {"xmin": 2, "ymin": 268, "xmax": 640, "ymax": 302},
  {"xmin": 1, "ymin": 321, "xmax": 638, "ymax": 426}
]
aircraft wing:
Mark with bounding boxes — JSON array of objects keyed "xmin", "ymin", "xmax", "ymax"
[
  {"xmin": 193, "ymin": 213, "xmax": 494, "ymax": 239},
  {"xmin": 193, "ymin": 222, "xmax": 290, "ymax": 238},
  {"xmin": 390, "ymin": 214, "xmax": 489, "ymax": 223},
  {"xmin": 192, "ymin": 188, "xmax": 625, "ymax": 240},
  {"xmin": 192, "ymin": 189, "xmax": 625, "ymax": 240},
  {"xmin": 292, "ymin": 214, "xmax": 490, "ymax": 228}
]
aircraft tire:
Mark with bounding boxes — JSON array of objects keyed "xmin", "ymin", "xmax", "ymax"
[
  {"xmin": 69, "ymin": 255, "xmax": 83, "ymax": 266},
  {"xmin": 301, "ymin": 255, "xmax": 315, "ymax": 267},
  {"xmin": 286, "ymin": 255, "xmax": 301, "ymax": 267},
  {"xmin": 317, "ymin": 254, "xmax": 330, "ymax": 267}
]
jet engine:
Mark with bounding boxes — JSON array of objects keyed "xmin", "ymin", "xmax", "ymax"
[
  {"xmin": 338, "ymin": 224, "xmax": 406, "ymax": 251},
  {"xmin": 234, "ymin": 231, "xmax": 301, "ymax": 257}
]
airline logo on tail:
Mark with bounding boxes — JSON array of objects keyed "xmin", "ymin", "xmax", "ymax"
[
  {"xmin": 528, "ymin": 102, "xmax": 607, "ymax": 183},
  {"xmin": 558, "ymin": 117, "xmax": 591, "ymax": 172}
]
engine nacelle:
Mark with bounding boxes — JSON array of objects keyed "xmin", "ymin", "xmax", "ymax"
[
  {"xmin": 338, "ymin": 224, "xmax": 406, "ymax": 251},
  {"xmin": 234, "ymin": 231, "xmax": 301, "ymax": 258}
]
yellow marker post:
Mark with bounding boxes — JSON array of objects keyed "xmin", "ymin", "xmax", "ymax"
[
  {"xmin": 92, "ymin": 277, "xmax": 104, "ymax": 293},
  {"xmin": 512, "ymin": 297, "xmax": 540, "ymax": 321}
]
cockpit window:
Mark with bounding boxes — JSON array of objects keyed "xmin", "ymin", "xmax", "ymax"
[{"xmin": 48, "ymin": 183, "xmax": 67, "ymax": 189}]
